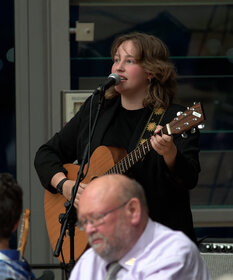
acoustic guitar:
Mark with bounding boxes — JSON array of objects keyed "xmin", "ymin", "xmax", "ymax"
[
  {"xmin": 44, "ymin": 102, "xmax": 205, "ymax": 263},
  {"xmin": 18, "ymin": 209, "xmax": 30, "ymax": 258}
]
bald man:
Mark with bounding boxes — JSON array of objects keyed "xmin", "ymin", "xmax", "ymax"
[{"xmin": 69, "ymin": 175, "xmax": 211, "ymax": 280}]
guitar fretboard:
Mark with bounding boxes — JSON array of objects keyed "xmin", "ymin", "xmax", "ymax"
[{"xmin": 105, "ymin": 126, "xmax": 168, "ymax": 175}]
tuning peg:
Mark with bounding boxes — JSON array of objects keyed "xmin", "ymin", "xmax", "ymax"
[
  {"xmin": 191, "ymin": 128, "xmax": 196, "ymax": 134},
  {"xmin": 198, "ymin": 124, "xmax": 205, "ymax": 129},
  {"xmin": 177, "ymin": 111, "xmax": 183, "ymax": 116},
  {"xmin": 181, "ymin": 132, "xmax": 188, "ymax": 139}
]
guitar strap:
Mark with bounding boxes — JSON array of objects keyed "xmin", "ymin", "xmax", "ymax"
[{"xmin": 137, "ymin": 106, "xmax": 166, "ymax": 146}]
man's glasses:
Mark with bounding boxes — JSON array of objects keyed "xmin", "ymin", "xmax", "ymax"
[{"xmin": 77, "ymin": 200, "xmax": 129, "ymax": 231}]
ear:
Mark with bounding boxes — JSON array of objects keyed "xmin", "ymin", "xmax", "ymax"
[
  {"xmin": 12, "ymin": 219, "xmax": 20, "ymax": 233},
  {"xmin": 126, "ymin": 198, "xmax": 141, "ymax": 226},
  {"xmin": 147, "ymin": 73, "xmax": 154, "ymax": 80}
]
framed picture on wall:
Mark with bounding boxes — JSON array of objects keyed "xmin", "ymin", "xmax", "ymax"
[{"xmin": 61, "ymin": 89, "xmax": 93, "ymax": 126}]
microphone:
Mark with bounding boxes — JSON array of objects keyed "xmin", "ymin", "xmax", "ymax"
[{"xmin": 100, "ymin": 73, "xmax": 121, "ymax": 92}]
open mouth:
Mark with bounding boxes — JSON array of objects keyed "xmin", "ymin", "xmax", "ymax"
[{"xmin": 119, "ymin": 76, "xmax": 127, "ymax": 81}]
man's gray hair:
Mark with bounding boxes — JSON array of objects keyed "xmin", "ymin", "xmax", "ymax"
[{"xmin": 119, "ymin": 177, "xmax": 149, "ymax": 214}]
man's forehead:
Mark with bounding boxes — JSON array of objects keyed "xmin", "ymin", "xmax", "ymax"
[
  {"xmin": 78, "ymin": 193, "xmax": 115, "ymax": 219},
  {"xmin": 84, "ymin": 180, "xmax": 111, "ymax": 199},
  {"xmin": 79, "ymin": 176, "xmax": 124, "ymax": 216},
  {"xmin": 79, "ymin": 184, "xmax": 111, "ymax": 205},
  {"xmin": 85, "ymin": 175, "xmax": 122, "ymax": 194}
]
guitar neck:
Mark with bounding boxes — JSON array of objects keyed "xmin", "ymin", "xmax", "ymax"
[
  {"xmin": 105, "ymin": 102, "xmax": 204, "ymax": 175},
  {"xmin": 105, "ymin": 139, "xmax": 152, "ymax": 175},
  {"xmin": 105, "ymin": 126, "xmax": 169, "ymax": 175}
]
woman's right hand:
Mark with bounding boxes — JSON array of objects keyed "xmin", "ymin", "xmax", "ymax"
[{"xmin": 63, "ymin": 180, "xmax": 86, "ymax": 209}]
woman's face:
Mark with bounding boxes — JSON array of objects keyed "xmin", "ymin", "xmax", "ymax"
[{"xmin": 111, "ymin": 40, "xmax": 150, "ymax": 97}]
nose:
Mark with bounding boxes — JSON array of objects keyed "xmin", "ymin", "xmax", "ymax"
[
  {"xmin": 84, "ymin": 222, "xmax": 98, "ymax": 235},
  {"xmin": 117, "ymin": 61, "xmax": 125, "ymax": 72},
  {"xmin": 113, "ymin": 61, "xmax": 125, "ymax": 73}
]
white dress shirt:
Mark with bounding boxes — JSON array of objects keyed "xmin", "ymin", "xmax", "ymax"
[{"xmin": 69, "ymin": 219, "xmax": 211, "ymax": 280}]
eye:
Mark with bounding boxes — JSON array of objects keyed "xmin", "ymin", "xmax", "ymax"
[
  {"xmin": 77, "ymin": 219, "xmax": 86, "ymax": 228},
  {"xmin": 92, "ymin": 213, "xmax": 105, "ymax": 221},
  {"xmin": 126, "ymin": 59, "xmax": 134, "ymax": 64},
  {"xmin": 113, "ymin": 58, "xmax": 120, "ymax": 63}
]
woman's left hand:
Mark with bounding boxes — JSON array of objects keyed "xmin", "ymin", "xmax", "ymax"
[{"xmin": 150, "ymin": 125, "xmax": 177, "ymax": 170}]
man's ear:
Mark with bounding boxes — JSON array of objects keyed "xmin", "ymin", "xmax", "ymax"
[
  {"xmin": 12, "ymin": 219, "xmax": 20, "ymax": 233},
  {"xmin": 126, "ymin": 198, "xmax": 141, "ymax": 225}
]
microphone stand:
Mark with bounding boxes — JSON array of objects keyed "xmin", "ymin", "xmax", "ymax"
[{"xmin": 53, "ymin": 87, "xmax": 104, "ymax": 277}]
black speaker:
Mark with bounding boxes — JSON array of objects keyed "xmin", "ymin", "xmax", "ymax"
[{"xmin": 199, "ymin": 241, "xmax": 233, "ymax": 279}]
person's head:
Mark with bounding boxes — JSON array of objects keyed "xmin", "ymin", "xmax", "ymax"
[
  {"xmin": 106, "ymin": 32, "xmax": 176, "ymax": 109},
  {"xmin": 0, "ymin": 173, "xmax": 23, "ymax": 240},
  {"xmin": 77, "ymin": 174, "xmax": 148, "ymax": 262}
]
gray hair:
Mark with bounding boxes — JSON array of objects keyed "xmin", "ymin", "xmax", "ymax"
[{"xmin": 118, "ymin": 176, "xmax": 149, "ymax": 214}]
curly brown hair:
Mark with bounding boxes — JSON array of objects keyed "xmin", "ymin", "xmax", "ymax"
[{"xmin": 105, "ymin": 32, "xmax": 177, "ymax": 109}]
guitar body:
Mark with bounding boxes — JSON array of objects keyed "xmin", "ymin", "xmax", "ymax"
[{"xmin": 44, "ymin": 146, "xmax": 127, "ymax": 263}]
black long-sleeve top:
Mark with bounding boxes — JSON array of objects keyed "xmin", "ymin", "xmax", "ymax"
[{"xmin": 34, "ymin": 94, "xmax": 201, "ymax": 242}]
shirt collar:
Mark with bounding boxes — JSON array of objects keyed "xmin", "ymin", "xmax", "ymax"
[{"xmin": 0, "ymin": 249, "xmax": 20, "ymax": 261}]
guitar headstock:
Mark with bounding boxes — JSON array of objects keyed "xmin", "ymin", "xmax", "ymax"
[
  {"xmin": 167, "ymin": 102, "xmax": 205, "ymax": 136},
  {"xmin": 18, "ymin": 208, "xmax": 30, "ymax": 257}
]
